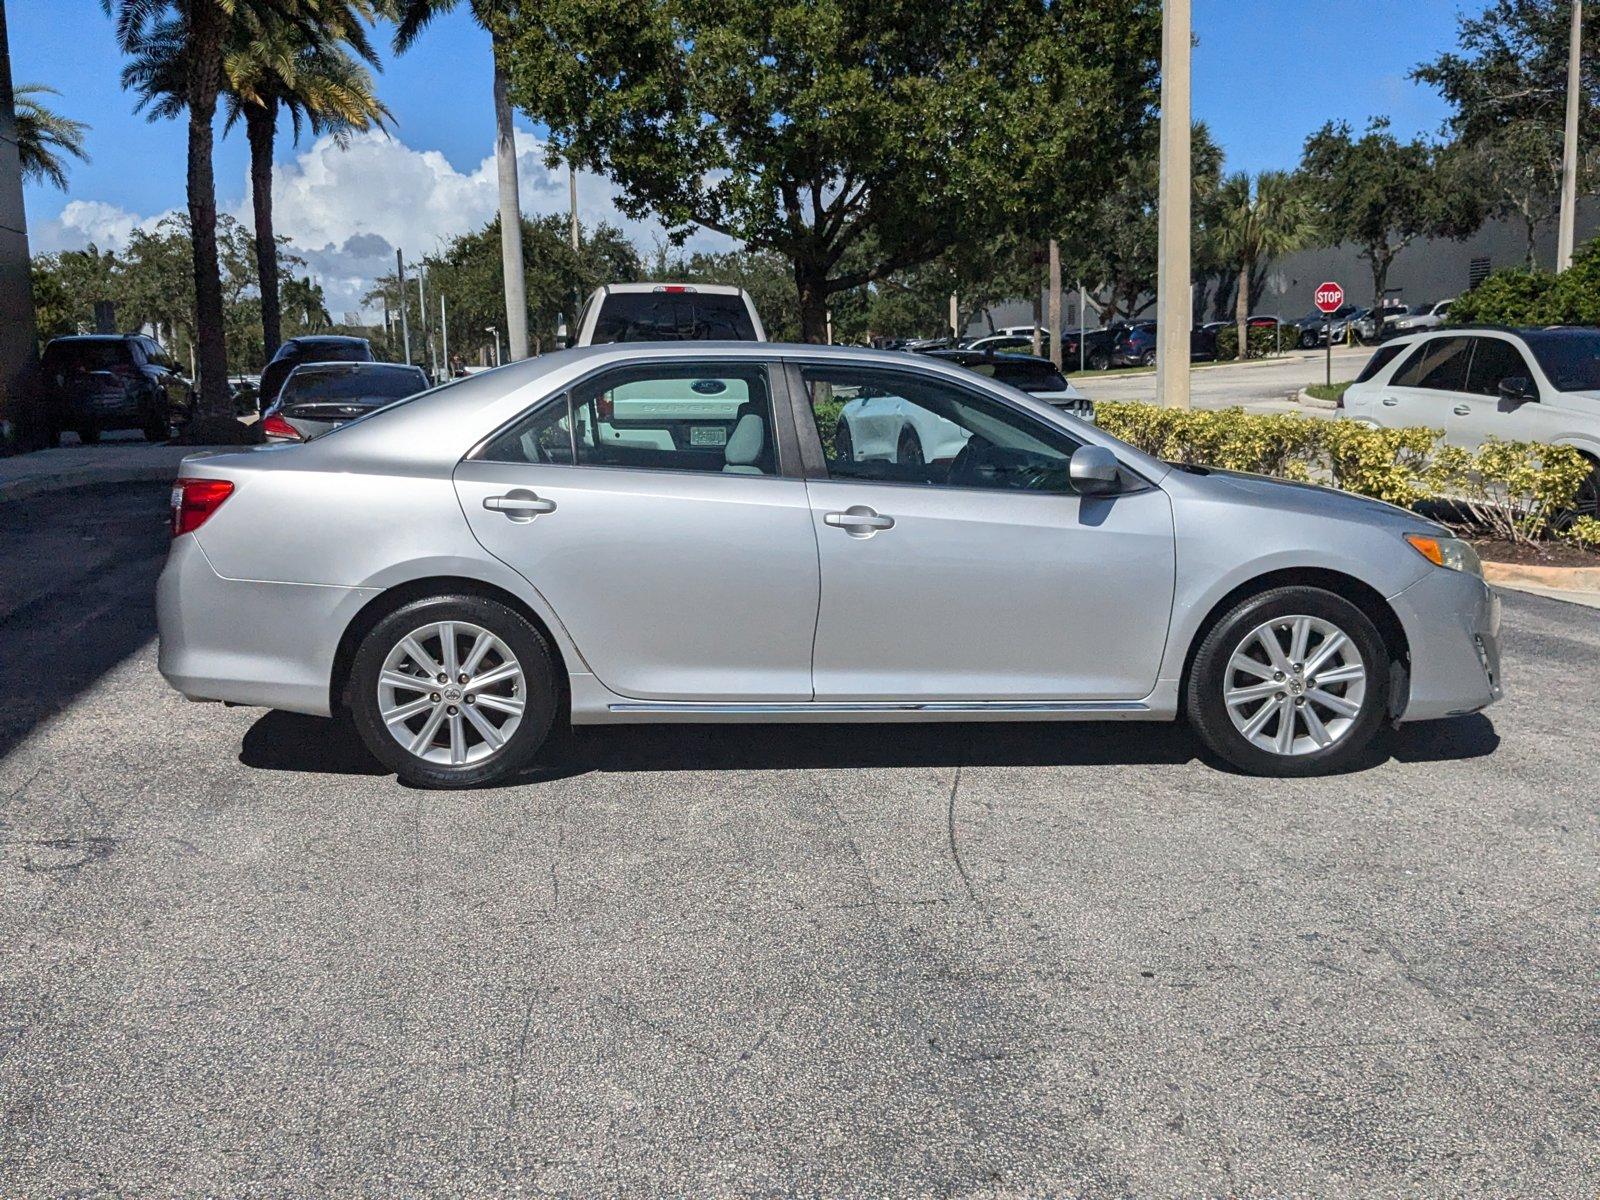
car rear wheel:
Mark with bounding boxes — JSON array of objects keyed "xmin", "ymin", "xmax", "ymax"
[
  {"xmin": 348, "ymin": 594, "xmax": 559, "ymax": 789},
  {"xmin": 1185, "ymin": 587, "xmax": 1389, "ymax": 777},
  {"xmin": 1139, "ymin": 349, "xmax": 1157, "ymax": 367},
  {"xmin": 1087, "ymin": 350, "xmax": 1110, "ymax": 371},
  {"xmin": 1299, "ymin": 330, "xmax": 1318, "ymax": 350},
  {"xmin": 896, "ymin": 426, "xmax": 924, "ymax": 466},
  {"xmin": 77, "ymin": 422, "xmax": 100, "ymax": 445}
]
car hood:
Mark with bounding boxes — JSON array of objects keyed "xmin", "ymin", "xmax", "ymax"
[{"xmin": 1171, "ymin": 465, "xmax": 1443, "ymax": 532}]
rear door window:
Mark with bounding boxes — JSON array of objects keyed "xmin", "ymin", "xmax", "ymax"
[
  {"xmin": 1354, "ymin": 343, "xmax": 1406, "ymax": 384},
  {"xmin": 1392, "ymin": 337, "xmax": 1473, "ymax": 391}
]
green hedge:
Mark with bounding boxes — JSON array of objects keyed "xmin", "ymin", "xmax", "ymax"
[
  {"xmin": 1094, "ymin": 401, "xmax": 1590, "ymax": 544},
  {"xmin": 1448, "ymin": 238, "xmax": 1600, "ymax": 327},
  {"xmin": 1213, "ymin": 322, "xmax": 1291, "ymax": 361}
]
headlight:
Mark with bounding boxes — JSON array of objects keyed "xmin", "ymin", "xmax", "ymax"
[{"xmin": 1404, "ymin": 533, "xmax": 1482, "ymax": 576}]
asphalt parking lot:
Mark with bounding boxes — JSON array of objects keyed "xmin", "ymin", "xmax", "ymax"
[{"xmin": 1, "ymin": 482, "xmax": 1596, "ymax": 1197}]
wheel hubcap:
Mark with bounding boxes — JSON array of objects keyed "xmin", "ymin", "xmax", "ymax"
[
  {"xmin": 377, "ymin": 620, "xmax": 525, "ymax": 766},
  {"xmin": 1224, "ymin": 615, "xmax": 1366, "ymax": 757}
]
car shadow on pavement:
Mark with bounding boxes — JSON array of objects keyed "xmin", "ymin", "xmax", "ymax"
[{"xmin": 238, "ymin": 709, "xmax": 1500, "ymax": 787}]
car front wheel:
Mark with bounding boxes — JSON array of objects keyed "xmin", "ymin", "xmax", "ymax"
[
  {"xmin": 1185, "ymin": 587, "xmax": 1389, "ymax": 777},
  {"xmin": 348, "ymin": 594, "xmax": 559, "ymax": 788}
]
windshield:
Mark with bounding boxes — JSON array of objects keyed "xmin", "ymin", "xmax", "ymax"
[
  {"xmin": 590, "ymin": 292, "xmax": 757, "ymax": 343},
  {"xmin": 1525, "ymin": 331, "xmax": 1600, "ymax": 393},
  {"xmin": 282, "ymin": 367, "xmax": 426, "ymax": 404}
]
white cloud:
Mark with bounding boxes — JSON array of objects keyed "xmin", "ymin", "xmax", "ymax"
[{"xmin": 36, "ymin": 128, "xmax": 735, "ymax": 320}]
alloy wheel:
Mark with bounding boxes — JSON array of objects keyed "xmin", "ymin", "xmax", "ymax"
[
  {"xmin": 1223, "ymin": 614, "xmax": 1367, "ymax": 757},
  {"xmin": 376, "ymin": 620, "xmax": 526, "ymax": 766}
]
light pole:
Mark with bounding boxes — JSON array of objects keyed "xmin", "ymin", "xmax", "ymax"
[
  {"xmin": 1556, "ymin": 0, "xmax": 1583, "ymax": 272},
  {"xmin": 1155, "ymin": 0, "xmax": 1192, "ymax": 409},
  {"xmin": 396, "ymin": 249, "xmax": 411, "ymax": 367}
]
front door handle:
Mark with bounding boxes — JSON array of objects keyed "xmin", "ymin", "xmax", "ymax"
[
  {"xmin": 823, "ymin": 505, "xmax": 895, "ymax": 538},
  {"xmin": 484, "ymin": 489, "xmax": 557, "ymax": 522},
  {"xmin": 1381, "ymin": 397, "xmax": 1399, "ymax": 407},
  {"xmin": 1452, "ymin": 404, "xmax": 1471, "ymax": 416}
]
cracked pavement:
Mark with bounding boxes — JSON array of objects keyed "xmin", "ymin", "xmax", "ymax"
[{"xmin": 0, "ymin": 483, "xmax": 1595, "ymax": 1197}]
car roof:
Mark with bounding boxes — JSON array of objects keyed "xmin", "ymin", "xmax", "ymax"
[
  {"xmin": 287, "ymin": 360, "xmax": 422, "ymax": 372},
  {"xmin": 597, "ymin": 281, "xmax": 746, "ymax": 297},
  {"xmin": 46, "ymin": 334, "xmax": 141, "ymax": 344}
]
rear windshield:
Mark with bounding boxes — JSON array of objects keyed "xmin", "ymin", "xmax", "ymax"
[
  {"xmin": 1355, "ymin": 342, "xmax": 1407, "ymax": 383},
  {"xmin": 1524, "ymin": 331, "xmax": 1600, "ymax": 393},
  {"xmin": 43, "ymin": 341, "xmax": 134, "ymax": 370},
  {"xmin": 282, "ymin": 367, "xmax": 426, "ymax": 404},
  {"xmin": 590, "ymin": 292, "xmax": 757, "ymax": 343},
  {"xmin": 279, "ymin": 340, "xmax": 372, "ymax": 366},
  {"xmin": 969, "ymin": 360, "xmax": 1071, "ymax": 393}
]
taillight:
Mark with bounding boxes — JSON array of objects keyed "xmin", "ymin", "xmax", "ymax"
[
  {"xmin": 653, "ymin": 284, "xmax": 693, "ymax": 294},
  {"xmin": 170, "ymin": 478, "xmax": 234, "ymax": 537},
  {"xmin": 261, "ymin": 412, "xmax": 302, "ymax": 441}
]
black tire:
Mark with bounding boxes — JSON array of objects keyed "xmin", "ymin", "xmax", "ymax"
[
  {"xmin": 896, "ymin": 426, "xmax": 924, "ymax": 466},
  {"xmin": 1139, "ymin": 349, "xmax": 1157, "ymax": 368},
  {"xmin": 77, "ymin": 423, "xmax": 100, "ymax": 446},
  {"xmin": 1087, "ymin": 350, "xmax": 1110, "ymax": 371},
  {"xmin": 1299, "ymin": 330, "xmax": 1318, "ymax": 350},
  {"xmin": 348, "ymin": 594, "xmax": 559, "ymax": 789},
  {"xmin": 143, "ymin": 409, "xmax": 168, "ymax": 442},
  {"xmin": 834, "ymin": 418, "xmax": 854, "ymax": 463},
  {"xmin": 1185, "ymin": 586, "xmax": 1390, "ymax": 777},
  {"xmin": 1571, "ymin": 458, "xmax": 1600, "ymax": 522}
]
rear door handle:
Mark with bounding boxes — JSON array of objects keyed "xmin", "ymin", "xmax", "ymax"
[
  {"xmin": 1452, "ymin": 404, "xmax": 1471, "ymax": 416},
  {"xmin": 824, "ymin": 506, "xmax": 895, "ymax": 537},
  {"xmin": 484, "ymin": 490, "xmax": 557, "ymax": 521}
]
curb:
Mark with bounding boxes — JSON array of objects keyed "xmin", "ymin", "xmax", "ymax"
[
  {"xmin": 0, "ymin": 462, "xmax": 181, "ymax": 505},
  {"xmin": 1482, "ymin": 560, "xmax": 1600, "ymax": 593}
]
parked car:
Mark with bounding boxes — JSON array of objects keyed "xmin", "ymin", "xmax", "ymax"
[
  {"xmin": 260, "ymin": 362, "xmax": 432, "ymax": 442},
  {"xmin": 259, "ymin": 335, "xmax": 375, "ymax": 410},
  {"xmin": 1341, "ymin": 326, "xmax": 1600, "ymax": 516},
  {"xmin": 229, "ymin": 374, "xmax": 262, "ymax": 416},
  {"xmin": 924, "ymin": 348, "xmax": 1093, "ymax": 420},
  {"xmin": 40, "ymin": 333, "xmax": 193, "ymax": 444},
  {"xmin": 1060, "ymin": 327, "xmax": 1118, "ymax": 371},
  {"xmin": 1353, "ymin": 300, "xmax": 1412, "ymax": 344},
  {"xmin": 572, "ymin": 282, "xmax": 766, "ymax": 345},
  {"xmin": 1109, "ymin": 322, "xmax": 1217, "ymax": 367},
  {"xmin": 963, "ymin": 332, "xmax": 1041, "ymax": 355},
  {"xmin": 1389, "ymin": 299, "xmax": 1454, "ymax": 336},
  {"xmin": 1289, "ymin": 306, "xmax": 1361, "ymax": 349},
  {"xmin": 159, "ymin": 342, "xmax": 1502, "ymax": 788}
]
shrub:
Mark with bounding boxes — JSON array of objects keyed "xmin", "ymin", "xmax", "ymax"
[
  {"xmin": 1448, "ymin": 238, "xmax": 1600, "ymax": 327},
  {"xmin": 1433, "ymin": 440, "xmax": 1591, "ymax": 544},
  {"xmin": 1562, "ymin": 516, "xmax": 1600, "ymax": 551},
  {"xmin": 1095, "ymin": 401, "xmax": 1587, "ymax": 541},
  {"xmin": 1213, "ymin": 322, "xmax": 1291, "ymax": 361}
]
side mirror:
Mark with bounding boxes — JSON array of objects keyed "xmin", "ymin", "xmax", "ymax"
[
  {"xmin": 1498, "ymin": 376, "xmax": 1537, "ymax": 405},
  {"xmin": 1069, "ymin": 444, "xmax": 1121, "ymax": 496}
]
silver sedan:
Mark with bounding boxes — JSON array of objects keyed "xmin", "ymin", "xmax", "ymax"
[{"xmin": 158, "ymin": 343, "xmax": 1502, "ymax": 788}]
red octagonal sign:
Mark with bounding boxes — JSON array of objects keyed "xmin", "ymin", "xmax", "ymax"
[{"xmin": 1314, "ymin": 281, "xmax": 1345, "ymax": 314}]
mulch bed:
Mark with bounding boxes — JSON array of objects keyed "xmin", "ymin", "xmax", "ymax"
[{"xmin": 1472, "ymin": 539, "xmax": 1600, "ymax": 569}]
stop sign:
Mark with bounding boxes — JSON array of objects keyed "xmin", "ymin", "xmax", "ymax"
[{"xmin": 1314, "ymin": 282, "xmax": 1345, "ymax": 314}]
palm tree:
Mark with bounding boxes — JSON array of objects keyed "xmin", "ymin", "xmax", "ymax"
[
  {"xmin": 386, "ymin": 1, "xmax": 528, "ymax": 361},
  {"xmin": 12, "ymin": 84, "xmax": 90, "ymax": 189},
  {"xmin": 226, "ymin": 6, "xmax": 387, "ymax": 355},
  {"xmin": 1211, "ymin": 170, "xmax": 1316, "ymax": 357},
  {"xmin": 119, "ymin": 3, "xmax": 386, "ymax": 364}
]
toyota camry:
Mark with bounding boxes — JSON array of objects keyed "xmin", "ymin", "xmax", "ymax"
[{"xmin": 158, "ymin": 343, "xmax": 1502, "ymax": 788}]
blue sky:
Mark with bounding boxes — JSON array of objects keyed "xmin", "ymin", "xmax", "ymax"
[{"xmin": 9, "ymin": 0, "xmax": 1473, "ymax": 313}]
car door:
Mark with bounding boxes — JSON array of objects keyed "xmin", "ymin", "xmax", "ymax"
[
  {"xmin": 1375, "ymin": 336, "xmax": 1475, "ymax": 438},
  {"xmin": 1455, "ymin": 334, "xmax": 1540, "ymax": 448},
  {"xmin": 792, "ymin": 361, "xmax": 1175, "ymax": 702},
  {"xmin": 453, "ymin": 360, "xmax": 821, "ymax": 702}
]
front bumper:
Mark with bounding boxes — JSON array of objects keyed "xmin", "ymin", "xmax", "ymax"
[
  {"xmin": 1389, "ymin": 566, "xmax": 1503, "ymax": 721},
  {"xmin": 157, "ymin": 534, "xmax": 377, "ymax": 716}
]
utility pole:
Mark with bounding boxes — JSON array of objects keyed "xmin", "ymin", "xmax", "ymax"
[
  {"xmin": 1047, "ymin": 239, "xmax": 1062, "ymax": 370},
  {"xmin": 1556, "ymin": 0, "xmax": 1583, "ymax": 271},
  {"xmin": 416, "ymin": 264, "xmax": 436, "ymax": 379},
  {"xmin": 0, "ymin": 0, "xmax": 43, "ymax": 446},
  {"xmin": 1155, "ymin": 0, "xmax": 1192, "ymax": 409},
  {"xmin": 439, "ymin": 293, "xmax": 449, "ymax": 376},
  {"xmin": 396, "ymin": 249, "xmax": 411, "ymax": 367},
  {"xmin": 569, "ymin": 163, "xmax": 580, "ymax": 252}
]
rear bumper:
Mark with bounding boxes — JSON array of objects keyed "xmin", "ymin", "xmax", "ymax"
[
  {"xmin": 156, "ymin": 534, "xmax": 377, "ymax": 716},
  {"xmin": 1390, "ymin": 567, "xmax": 1503, "ymax": 721}
]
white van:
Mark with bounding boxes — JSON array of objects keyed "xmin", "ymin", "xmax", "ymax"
[{"xmin": 573, "ymin": 282, "xmax": 766, "ymax": 346}]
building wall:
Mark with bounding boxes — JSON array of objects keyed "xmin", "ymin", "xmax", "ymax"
[
  {"xmin": 973, "ymin": 202, "xmax": 1600, "ymax": 335},
  {"xmin": 0, "ymin": 0, "xmax": 41, "ymax": 446}
]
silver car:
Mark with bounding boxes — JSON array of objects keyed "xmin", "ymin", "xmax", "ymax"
[
  {"xmin": 159, "ymin": 343, "xmax": 1503, "ymax": 788},
  {"xmin": 262, "ymin": 361, "xmax": 431, "ymax": 442}
]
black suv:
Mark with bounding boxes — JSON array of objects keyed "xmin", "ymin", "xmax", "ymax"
[
  {"xmin": 258, "ymin": 335, "xmax": 375, "ymax": 411},
  {"xmin": 41, "ymin": 334, "xmax": 193, "ymax": 444}
]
